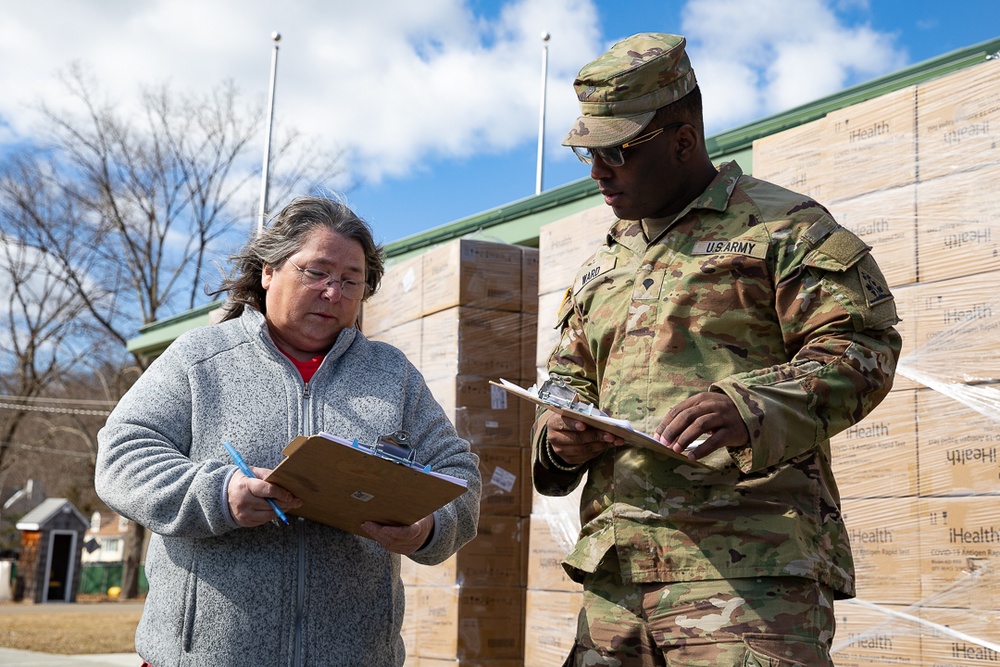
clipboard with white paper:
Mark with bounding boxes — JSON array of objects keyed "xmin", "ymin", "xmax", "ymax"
[
  {"xmin": 264, "ymin": 431, "xmax": 469, "ymax": 537},
  {"xmin": 490, "ymin": 378, "xmax": 715, "ymax": 470}
]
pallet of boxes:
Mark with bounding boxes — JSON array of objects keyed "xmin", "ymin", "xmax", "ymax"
[
  {"xmin": 523, "ymin": 204, "xmax": 619, "ymax": 666},
  {"xmin": 751, "ymin": 57, "xmax": 1000, "ymax": 666},
  {"xmin": 363, "ymin": 237, "xmax": 539, "ymax": 667}
]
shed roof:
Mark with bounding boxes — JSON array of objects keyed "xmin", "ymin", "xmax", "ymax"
[{"xmin": 15, "ymin": 498, "xmax": 89, "ymax": 531}]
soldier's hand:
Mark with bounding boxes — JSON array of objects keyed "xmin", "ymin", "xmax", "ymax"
[
  {"xmin": 545, "ymin": 411, "xmax": 623, "ymax": 467},
  {"xmin": 653, "ymin": 392, "xmax": 749, "ymax": 460}
]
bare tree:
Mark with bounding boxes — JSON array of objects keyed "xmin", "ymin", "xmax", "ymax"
[{"xmin": 0, "ymin": 64, "xmax": 343, "ymax": 598}]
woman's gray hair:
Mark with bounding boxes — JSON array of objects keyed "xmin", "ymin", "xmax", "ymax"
[{"xmin": 213, "ymin": 196, "xmax": 385, "ymax": 322}]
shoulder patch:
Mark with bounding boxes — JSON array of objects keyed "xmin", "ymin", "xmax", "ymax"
[
  {"xmin": 691, "ymin": 239, "xmax": 768, "ymax": 259},
  {"xmin": 859, "ymin": 266, "xmax": 893, "ymax": 307}
]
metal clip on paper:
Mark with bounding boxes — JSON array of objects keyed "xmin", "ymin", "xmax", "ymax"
[
  {"xmin": 537, "ymin": 376, "xmax": 601, "ymax": 417},
  {"xmin": 372, "ymin": 430, "xmax": 416, "ymax": 466}
]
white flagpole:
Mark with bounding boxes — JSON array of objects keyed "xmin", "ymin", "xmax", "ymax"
[
  {"xmin": 258, "ymin": 32, "xmax": 281, "ymax": 235},
  {"xmin": 535, "ymin": 31, "xmax": 550, "ymax": 195}
]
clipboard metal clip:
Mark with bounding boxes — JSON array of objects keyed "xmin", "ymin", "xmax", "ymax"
[
  {"xmin": 372, "ymin": 430, "xmax": 416, "ymax": 466},
  {"xmin": 537, "ymin": 375, "xmax": 602, "ymax": 417}
]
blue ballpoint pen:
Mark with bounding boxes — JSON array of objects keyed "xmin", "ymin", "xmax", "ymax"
[{"xmin": 223, "ymin": 441, "xmax": 290, "ymax": 525}]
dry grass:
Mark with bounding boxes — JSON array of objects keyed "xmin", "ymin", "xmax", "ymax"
[{"xmin": 0, "ymin": 595, "xmax": 142, "ymax": 654}]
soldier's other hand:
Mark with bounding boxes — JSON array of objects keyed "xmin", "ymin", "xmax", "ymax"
[
  {"xmin": 653, "ymin": 392, "xmax": 749, "ymax": 460},
  {"xmin": 545, "ymin": 411, "xmax": 623, "ymax": 466}
]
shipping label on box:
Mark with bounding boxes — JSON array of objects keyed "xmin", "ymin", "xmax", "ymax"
[
  {"xmin": 842, "ymin": 497, "xmax": 922, "ymax": 605},
  {"xmin": 751, "ymin": 115, "xmax": 831, "ymax": 201},
  {"xmin": 477, "ymin": 446, "xmax": 529, "ymax": 516},
  {"xmin": 421, "ymin": 239, "xmax": 523, "ymax": 318},
  {"xmin": 917, "ymin": 59, "xmax": 1000, "ymax": 182},
  {"xmin": 831, "ymin": 389, "xmax": 917, "ymax": 499},
  {"xmin": 915, "ymin": 165, "xmax": 1000, "ymax": 284},
  {"xmin": 831, "ymin": 601, "xmax": 923, "ymax": 667},
  {"xmin": 916, "ymin": 387, "xmax": 1000, "ymax": 496},
  {"xmin": 825, "ymin": 86, "xmax": 917, "ymax": 202},
  {"xmin": 827, "ymin": 184, "xmax": 917, "ymax": 288},
  {"xmin": 918, "ymin": 497, "xmax": 1000, "ymax": 611}
]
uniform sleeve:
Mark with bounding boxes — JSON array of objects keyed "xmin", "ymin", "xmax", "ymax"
[
  {"xmin": 531, "ymin": 288, "xmax": 593, "ymax": 495},
  {"xmin": 713, "ymin": 222, "xmax": 903, "ymax": 473}
]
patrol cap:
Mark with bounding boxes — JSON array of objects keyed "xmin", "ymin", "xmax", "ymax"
[{"xmin": 562, "ymin": 33, "xmax": 697, "ymax": 148}]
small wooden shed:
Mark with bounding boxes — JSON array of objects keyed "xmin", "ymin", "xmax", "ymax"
[{"xmin": 15, "ymin": 498, "xmax": 88, "ymax": 603}]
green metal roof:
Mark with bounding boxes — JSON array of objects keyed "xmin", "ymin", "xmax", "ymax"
[
  {"xmin": 126, "ymin": 300, "xmax": 224, "ymax": 359},
  {"xmin": 126, "ymin": 34, "xmax": 1000, "ymax": 356}
]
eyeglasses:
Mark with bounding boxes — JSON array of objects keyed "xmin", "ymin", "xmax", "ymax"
[
  {"xmin": 285, "ymin": 258, "xmax": 368, "ymax": 300},
  {"xmin": 571, "ymin": 122, "xmax": 686, "ymax": 167}
]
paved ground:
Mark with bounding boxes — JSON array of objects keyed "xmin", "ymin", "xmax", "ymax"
[{"xmin": 0, "ymin": 647, "xmax": 140, "ymax": 666}]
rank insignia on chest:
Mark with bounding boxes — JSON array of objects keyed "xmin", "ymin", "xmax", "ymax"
[{"xmin": 859, "ymin": 267, "xmax": 892, "ymax": 306}]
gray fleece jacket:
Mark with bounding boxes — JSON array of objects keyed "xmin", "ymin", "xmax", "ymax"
[{"xmin": 95, "ymin": 308, "xmax": 481, "ymax": 667}]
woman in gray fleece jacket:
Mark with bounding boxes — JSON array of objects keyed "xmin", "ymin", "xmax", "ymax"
[{"xmin": 95, "ymin": 196, "xmax": 482, "ymax": 667}]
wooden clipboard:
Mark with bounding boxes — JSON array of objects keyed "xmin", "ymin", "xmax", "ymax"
[
  {"xmin": 264, "ymin": 433, "xmax": 468, "ymax": 537},
  {"xmin": 490, "ymin": 379, "xmax": 715, "ymax": 470}
]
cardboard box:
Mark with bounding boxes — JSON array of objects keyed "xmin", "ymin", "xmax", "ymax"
[
  {"xmin": 522, "ymin": 246, "xmax": 540, "ymax": 313},
  {"xmin": 411, "ymin": 585, "xmax": 525, "ymax": 660},
  {"xmin": 918, "ymin": 497, "xmax": 1000, "ymax": 610},
  {"xmin": 420, "ymin": 308, "xmax": 523, "ymax": 381},
  {"xmin": 916, "ymin": 387, "xmax": 1000, "ymax": 496},
  {"xmin": 527, "ymin": 487, "xmax": 584, "ymax": 593},
  {"xmin": 537, "ymin": 204, "xmax": 616, "ymax": 295},
  {"xmin": 841, "ymin": 497, "xmax": 922, "ymax": 605},
  {"xmin": 827, "ymin": 184, "xmax": 917, "ymax": 288},
  {"xmin": 524, "ymin": 589, "xmax": 583, "ymax": 667},
  {"xmin": 362, "ymin": 254, "xmax": 423, "ymax": 334},
  {"xmin": 917, "ymin": 59, "xmax": 1000, "ymax": 182},
  {"xmin": 889, "ymin": 282, "xmax": 919, "ymax": 392},
  {"xmin": 404, "ymin": 515, "xmax": 527, "ymax": 588},
  {"xmin": 831, "ymin": 601, "xmax": 923, "ymax": 667},
  {"xmin": 918, "ymin": 606, "xmax": 1000, "ymax": 666},
  {"xmin": 831, "ymin": 389, "xmax": 918, "ymax": 499},
  {"xmin": 535, "ymin": 290, "xmax": 566, "ymax": 371},
  {"xmin": 367, "ymin": 318, "xmax": 422, "ymax": 367},
  {"xmin": 476, "ymin": 446, "xmax": 529, "ymax": 516},
  {"xmin": 907, "ymin": 273, "xmax": 1000, "ymax": 387},
  {"xmin": 824, "ymin": 86, "xmax": 917, "ymax": 202},
  {"xmin": 751, "ymin": 115, "xmax": 831, "ymax": 201},
  {"xmin": 421, "ymin": 239, "xmax": 523, "ymax": 318},
  {"xmin": 915, "ymin": 165, "xmax": 1000, "ymax": 283}
]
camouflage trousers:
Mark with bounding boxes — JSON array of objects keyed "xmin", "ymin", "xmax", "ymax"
[{"xmin": 564, "ymin": 564, "xmax": 837, "ymax": 666}]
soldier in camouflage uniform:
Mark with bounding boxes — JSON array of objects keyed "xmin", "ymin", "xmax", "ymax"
[{"xmin": 532, "ymin": 33, "xmax": 902, "ymax": 666}]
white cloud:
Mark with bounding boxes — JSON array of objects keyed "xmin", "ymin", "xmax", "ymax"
[
  {"xmin": 680, "ymin": 0, "xmax": 906, "ymax": 133},
  {"xmin": 0, "ymin": 0, "xmax": 602, "ymax": 188},
  {"xmin": 0, "ymin": 0, "xmax": 909, "ymax": 192}
]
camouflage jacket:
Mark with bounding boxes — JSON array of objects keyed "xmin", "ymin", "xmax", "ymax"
[{"xmin": 532, "ymin": 161, "xmax": 902, "ymax": 597}]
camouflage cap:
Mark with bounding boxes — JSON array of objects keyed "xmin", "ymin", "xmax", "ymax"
[{"xmin": 562, "ymin": 33, "xmax": 697, "ymax": 148}]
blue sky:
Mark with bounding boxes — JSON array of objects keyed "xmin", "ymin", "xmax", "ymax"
[{"xmin": 1, "ymin": 0, "xmax": 997, "ymax": 247}]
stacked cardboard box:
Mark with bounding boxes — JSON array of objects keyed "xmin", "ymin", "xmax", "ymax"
[
  {"xmin": 754, "ymin": 58, "xmax": 1000, "ymax": 665},
  {"xmin": 364, "ymin": 238, "xmax": 538, "ymax": 666}
]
